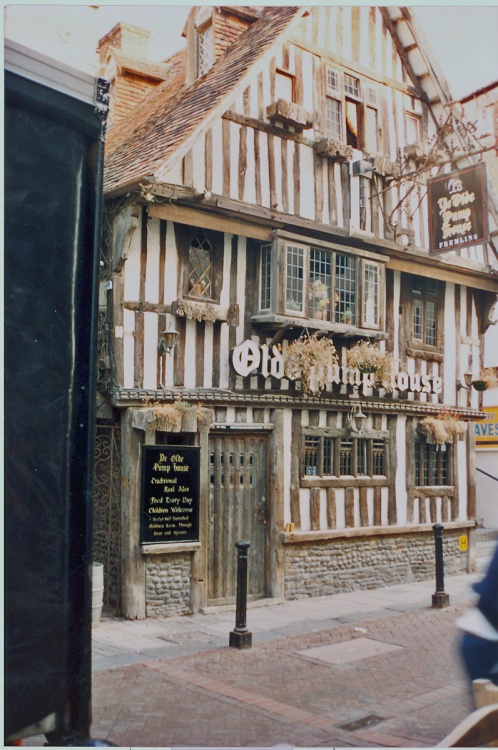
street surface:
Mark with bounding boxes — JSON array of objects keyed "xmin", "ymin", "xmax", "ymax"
[{"xmin": 85, "ymin": 574, "xmax": 479, "ymax": 748}]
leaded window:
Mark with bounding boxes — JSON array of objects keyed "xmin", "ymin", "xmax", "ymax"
[
  {"xmin": 285, "ymin": 245, "xmax": 304, "ymax": 312},
  {"xmin": 256, "ymin": 240, "xmax": 385, "ymax": 334},
  {"xmin": 197, "ymin": 24, "xmax": 214, "ymax": 77},
  {"xmin": 188, "ymin": 232, "xmax": 212, "ymax": 299},
  {"xmin": 415, "ymin": 443, "xmax": 450, "ymax": 487},
  {"xmin": 259, "ymin": 244, "xmax": 272, "ymax": 311},
  {"xmin": 303, "ymin": 433, "xmax": 387, "ymax": 479},
  {"xmin": 325, "ymin": 97, "xmax": 342, "ymax": 140},
  {"xmin": 363, "ymin": 262, "xmax": 380, "ymax": 327}
]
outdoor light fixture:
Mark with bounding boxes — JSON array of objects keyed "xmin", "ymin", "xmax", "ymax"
[
  {"xmin": 158, "ymin": 326, "xmax": 179, "ymax": 356},
  {"xmin": 347, "ymin": 403, "xmax": 367, "ymax": 434},
  {"xmin": 457, "ymin": 372, "xmax": 473, "ymax": 390}
]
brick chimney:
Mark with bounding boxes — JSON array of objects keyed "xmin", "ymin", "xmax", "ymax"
[
  {"xmin": 97, "ymin": 22, "xmax": 173, "ymax": 128},
  {"xmin": 98, "ymin": 22, "xmax": 150, "ymax": 64}
]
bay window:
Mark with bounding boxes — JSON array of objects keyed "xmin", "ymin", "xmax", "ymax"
[{"xmin": 256, "ymin": 236, "xmax": 385, "ymax": 333}]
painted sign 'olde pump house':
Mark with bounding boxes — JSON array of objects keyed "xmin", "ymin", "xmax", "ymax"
[{"xmin": 94, "ymin": 6, "xmax": 498, "ymax": 618}]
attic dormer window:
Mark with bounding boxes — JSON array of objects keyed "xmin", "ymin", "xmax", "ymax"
[{"xmin": 197, "ymin": 22, "xmax": 214, "ymax": 77}]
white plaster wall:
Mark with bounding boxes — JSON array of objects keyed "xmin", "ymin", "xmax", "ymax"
[{"xmin": 443, "ymin": 282, "xmax": 457, "ymax": 405}]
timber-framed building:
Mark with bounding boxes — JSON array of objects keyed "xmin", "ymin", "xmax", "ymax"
[{"xmin": 95, "ymin": 6, "xmax": 498, "ymax": 618}]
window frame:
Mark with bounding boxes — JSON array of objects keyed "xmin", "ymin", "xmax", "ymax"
[
  {"xmin": 196, "ymin": 22, "xmax": 214, "ymax": 78},
  {"xmin": 275, "ymin": 69, "xmax": 296, "ymax": 102},
  {"xmin": 321, "ymin": 66, "xmax": 384, "ymax": 154},
  {"xmin": 408, "ymin": 276, "xmax": 442, "ymax": 352},
  {"xmin": 256, "ymin": 236, "xmax": 386, "ymax": 334},
  {"xmin": 175, "ymin": 225, "xmax": 224, "ymax": 304},
  {"xmin": 301, "ymin": 426, "xmax": 389, "ymax": 486},
  {"xmin": 414, "ymin": 442, "xmax": 453, "ymax": 488}
]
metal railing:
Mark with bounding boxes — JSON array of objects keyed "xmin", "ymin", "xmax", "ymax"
[{"xmin": 477, "ymin": 467, "xmax": 498, "ymax": 483}]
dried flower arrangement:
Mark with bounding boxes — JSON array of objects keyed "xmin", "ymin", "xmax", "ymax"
[
  {"xmin": 141, "ymin": 398, "xmax": 214, "ymax": 432},
  {"xmin": 346, "ymin": 341, "xmax": 395, "ymax": 390},
  {"xmin": 419, "ymin": 410, "xmax": 468, "ymax": 444},
  {"xmin": 284, "ymin": 332, "xmax": 338, "ymax": 396},
  {"xmin": 472, "ymin": 368, "xmax": 498, "ymax": 391}
]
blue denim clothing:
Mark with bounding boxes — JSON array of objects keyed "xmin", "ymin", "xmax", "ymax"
[
  {"xmin": 459, "ymin": 543, "xmax": 498, "ymax": 685},
  {"xmin": 459, "ymin": 632, "xmax": 498, "ymax": 685},
  {"xmin": 473, "ymin": 543, "xmax": 498, "ymax": 632}
]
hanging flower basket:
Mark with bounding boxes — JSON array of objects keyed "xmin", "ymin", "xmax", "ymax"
[
  {"xmin": 419, "ymin": 411, "xmax": 468, "ymax": 444},
  {"xmin": 471, "ymin": 368, "xmax": 498, "ymax": 391},
  {"xmin": 284, "ymin": 332, "xmax": 338, "ymax": 397},
  {"xmin": 346, "ymin": 341, "xmax": 394, "ymax": 390},
  {"xmin": 472, "ymin": 380, "xmax": 488, "ymax": 391}
]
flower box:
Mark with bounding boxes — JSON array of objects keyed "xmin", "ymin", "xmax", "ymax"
[{"xmin": 266, "ymin": 99, "xmax": 313, "ymax": 131}]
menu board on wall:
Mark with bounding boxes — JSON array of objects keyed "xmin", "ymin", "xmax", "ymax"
[{"xmin": 140, "ymin": 446, "xmax": 200, "ymax": 544}]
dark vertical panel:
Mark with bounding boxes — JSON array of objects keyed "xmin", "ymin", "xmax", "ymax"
[
  {"xmin": 212, "ymin": 321, "xmax": 221, "ymax": 388},
  {"xmin": 195, "ymin": 321, "xmax": 205, "ymax": 388},
  {"xmin": 5, "ymin": 72, "xmax": 102, "ymax": 739}
]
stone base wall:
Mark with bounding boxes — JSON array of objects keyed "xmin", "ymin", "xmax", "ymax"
[
  {"xmin": 283, "ymin": 532, "xmax": 466, "ymax": 599},
  {"xmin": 145, "ymin": 554, "xmax": 192, "ymax": 616}
]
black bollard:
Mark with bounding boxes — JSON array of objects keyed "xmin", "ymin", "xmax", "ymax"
[
  {"xmin": 229, "ymin": 540, "xmax": 252, "ymax": 649},
  {"xmin": 432, "ymin": 523, "xmax": 450, "ymax": 608}
]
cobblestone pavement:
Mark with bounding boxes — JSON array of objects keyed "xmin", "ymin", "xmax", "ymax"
[{"xmin": 89, "ymin": 597, "xmax": 475, "ymax": 748}]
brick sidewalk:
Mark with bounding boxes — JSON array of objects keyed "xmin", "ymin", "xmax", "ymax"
[{"xmin": 90, "ymin": 600, "xmax": 474, "ymax": 748}]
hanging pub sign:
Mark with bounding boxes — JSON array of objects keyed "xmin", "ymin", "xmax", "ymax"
[
  {"xmin": 427, "ymin": 163, "xmax": 488, "ymax": 255},
  {"xmin": 140, "ymin": 445, "xmax": 200, "ymax": 544}
]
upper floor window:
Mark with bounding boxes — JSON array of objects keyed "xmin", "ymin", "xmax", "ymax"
[
  {"xmin": 197, "ymin": 23, "xmax": 214, "ymax": 77},
  {"xmin": 188, "ymin": 232, "xmax": 213, "ymax": 299},
  {"xmin": 256, "ymin": 237, "xmax": 385, "ymax": 332},
  {"xmin": 175, "ymin": 224, "xmax": 224, "ymax": 304},
  {"xmin": 322, "ymin": 68, "xmax": 379, "ymax": 153},
  {"xmin": 344, "ymin": 73, "xmax": 360, "ymax": 98},
  {"xmin": 411, "ymin": 277, "xmax": 438, "ymax": 347}
]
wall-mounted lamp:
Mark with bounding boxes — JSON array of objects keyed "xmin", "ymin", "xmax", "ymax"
[
  {"xmin": 158, "ymin": 326, "xmax": 178, "ymax": 356},
  {"xmin": 347, "ymin": 403, "xmax": 367, "ymax": 434},
  {"xmin": 457, "ymin": 373, "xmax": 473, "ymax": 391}
]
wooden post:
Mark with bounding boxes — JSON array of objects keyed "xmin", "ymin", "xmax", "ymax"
[{"xmin": 120, "ymin": 408, "xmax": 147, "ymax": 619}]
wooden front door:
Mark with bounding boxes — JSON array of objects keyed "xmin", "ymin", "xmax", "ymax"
[{"xmin": 208, "ymin": 433, "xmax": 269, "ymax": 605}]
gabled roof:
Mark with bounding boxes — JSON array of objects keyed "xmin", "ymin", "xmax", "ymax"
[
  {"xmin": 112, "ymin": 49, "xmax": 173, "ymax": 81},
  {"xmin": 104, "ymin": 6, "xmax": 305, "ymax": 195}
]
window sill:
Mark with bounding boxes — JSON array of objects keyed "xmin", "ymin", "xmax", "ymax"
[
  {"xmin": 251, "ymin": 312, "xmax": 385, "ymax": 339},
  {"xmin": 406, "ymin": 346, "xmax": 444, "ymax": 362},
  {"xmin": 173, "ymin": 298, "xmax": 231, "ymax": 324},
  {"xmin": 314, "ymin": 138, "xmax": 354, "ymax": 162},
  {"xmin": 301, "ymin": 476, "xmax": 388, "ymax": 489},
  {"xmin": 280, "ymin": 519, "xmax": 475, "ymax": 544},
  {"xmin": 266, "ymin": 99, "xmax": 313, "ymax": 131},
  {"xmin": 141, "ymin": 541, "xmax": 201, "ymax": 555},
  {"xmin": 413, "ymin": 486, "xmax": 454, "ymax": 496}
]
